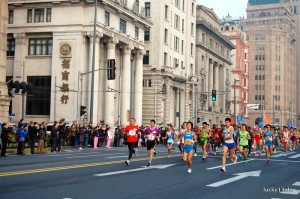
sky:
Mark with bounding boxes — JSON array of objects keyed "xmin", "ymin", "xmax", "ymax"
[{"xmin": 196, "ymin": 0, "xmax": 248, "ymax": 19}]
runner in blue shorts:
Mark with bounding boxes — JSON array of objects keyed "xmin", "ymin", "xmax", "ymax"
[{"xmin": 264, "ymin": 124, "xmax": 274, "ymax": 164}]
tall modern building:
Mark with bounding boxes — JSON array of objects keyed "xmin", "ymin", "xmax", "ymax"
[
  {"xmin": 221, "ymin": 15, "xmax": 249, "ymax": 123},
  {"xmin": 0, "ymin": 0, "xmax": 10, "ymax": 122},
  {"xmin": 244, "ymin": 0, "xmax": 297, "ymax": 126},
  {"xmin": 6, "ymin": 0, "xmax": 152, "ymax": 127},
  {"xmin": 195, "ymin": 5, "xmax": 235, "ymax": 126},
  {"xmin": 142, "ymin": 0, "xmax": 197, "ymax": 128}
]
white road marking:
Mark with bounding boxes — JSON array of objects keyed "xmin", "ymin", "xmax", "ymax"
[
  {"xmin": 206, "ymin": 159, "xmax": 253, "ymax": 170},
  {"xmin": 65, "ymin": 153, "xmax": 125, "ymax": 159},
  {"xmin": 288, "ymin": 154, "xmax": 300, "ymax": 159},
  {"xmin": 280, "ymin": 189, "xmax": 300, "ymax": 195},
  {"xmin": 293, "ymin": 182, "xmax": 300, "ymax": 186},
  {"xmin": 271, "ymin": 152, "xmax": 295, "ymax": 158}
]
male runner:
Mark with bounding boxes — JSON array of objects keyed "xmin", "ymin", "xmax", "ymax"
[
  {"xmin": 123, "ymin": 118, "xmax": 140, "ymax": 166},
  {"xmin": 144, "ymin": 120, "xmax": 161, "ymax": 167},
  {"xmin": 199, "ymin": 122, "xmax": 211, "ymax": 160}
]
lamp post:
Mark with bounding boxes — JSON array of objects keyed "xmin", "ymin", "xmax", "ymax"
[
  {"xmin": 233, "ymin": 79, "xmax": 239, "ymax": 125},
  {"xmin": 272, "ymin": 95, "xmax": 275, "ymax": 125}
]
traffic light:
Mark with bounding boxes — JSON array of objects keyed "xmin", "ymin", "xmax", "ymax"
[
  {"xmin": 80, "ymin": 105, "xmax": 86, "ymax": 116},
  {"xmin": 197, "ymin": 117, "xmax": 201, "ymax": 123},
  {"xmin": 107, "ymin": 59, "xmax": 116, "ymax": 80},
  {"xmin": 212, "ymin": 89, "xmax": 216, "ymax": 101}
]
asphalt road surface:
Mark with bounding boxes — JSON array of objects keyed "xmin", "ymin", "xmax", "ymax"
[{"xmin": 0, "ymin": 145, "xmax": 299, "ymax": 199}]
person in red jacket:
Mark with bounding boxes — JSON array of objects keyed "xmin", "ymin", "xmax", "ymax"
[{"xmin": 123, "ymin": 118, "xmax": 140, "ymax": 166}]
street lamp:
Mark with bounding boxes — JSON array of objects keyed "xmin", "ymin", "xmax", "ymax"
[{"xmin": 233, "ymin": 79, "xmax": 239, "ymax": 125}]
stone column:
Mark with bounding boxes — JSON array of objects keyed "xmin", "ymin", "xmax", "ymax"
[
  {"xmin": 104, "ymin": 38, "xmax": 117, "ymax": 127},
  {"xmin": 134, "ymin": 50, "xmax": 143, "ymax": 126},
  {"xmin": 213, "ymin": 62, "xmax": 219, "ymax": 111},
  {"xmin": 208, "ymin": 60, "xmax": 213, "ymax": 108},
  {"xmin": 121, "ymin": 45, "xmax": 132, "ymax": 126}
]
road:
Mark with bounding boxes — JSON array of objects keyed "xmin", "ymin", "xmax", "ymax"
[{"xmin": 0, "ymin": 145, "xmax": 299, "ymax": 199}]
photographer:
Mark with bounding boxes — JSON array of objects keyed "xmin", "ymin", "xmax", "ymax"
[{"xmin": 16, "ymin": 124, "xmax": 28, "ymax": 155}]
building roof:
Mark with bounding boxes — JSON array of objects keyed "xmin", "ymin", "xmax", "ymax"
[{"xmin": 248, "ymin": 0, "xmax": 281, "ymax": 5}]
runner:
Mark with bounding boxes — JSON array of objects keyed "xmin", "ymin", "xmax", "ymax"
[
  {"xmin": 178, "ymin": 122, "xmax": 197, "ymax": 173},
  {"xmin": 295, "ymin": 129, "xmax": 299, "ymax": 149},
  {"xmin": 162, "ymin": 124, "xmax": 175, "ymax": 158},
  {"xmin": 123, "ymin": 118, "xmax": 140, "ymax": 166},
  {"xmin": 263, "ymin": 124, "xmax": 274, "ymax": 163},
  {"xmin": 281, "ymin": 126, "xmax": 290, "ymax": 157},
  {"xmin": 247, "ymin": 126, "xmax": 254, "ymax": 157},
  {"xmin": 193, "ymin": 126, "xmax": 200, "ymax": 156},
  {"xmin": 272, "ymin": 127, "xmax": 279, "ymax": 152},
  {"xmin": 177, "ymin": 122, "xmax": 187, "ymax": 157},
  {"xmin": 144, "ymin": 120, "xmax": 161, "ymax": 167},
  {"xmin": 238, "ymin": 124, "xmax": 250, "ymax": 161},
  {"xmin": 199, "ymin": 122, "xmax": 211, "ymax": 160},
  {"xmin": 220, "ymin": 118, "xmax": 237, "ymax": 172},
  {"xmin": 212, "ymin": 126, "xmax": 221, "ymax": 156},
  {"xmin": 253, "ymin": 123, "xmax": 263, "ymax": 157}
]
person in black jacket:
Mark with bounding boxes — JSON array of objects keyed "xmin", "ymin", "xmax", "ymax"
[
  {"xmin": 1, "ymin": 123, "xmax": 11, "ymax": 157},
  {"xmin": 28, "ymin": 122, "xmax": 39, "ymax": 154},
  {"xmin": 58, "ymin": 122, "xmax": 67, "ymax": 152},
  {"xmin": 51, "ymin": 123, "xmax": 59, "ymax": 153}
]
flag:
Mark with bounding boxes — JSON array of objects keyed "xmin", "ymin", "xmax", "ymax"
[{"xmin": 264, "ymin": 112, "xmax": 271, "ymax": 125}]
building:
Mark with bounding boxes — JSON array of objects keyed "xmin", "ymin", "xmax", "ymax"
[
  {"xmin": 289, "ymin": 0, "xmax": 300, "ymax": 127},
  {"xmin": 220, "ymin": 15, "xmax": 249, "ymax": 123},
  {"xmin": 142, "ymin": 0, "xmax": 197, "ymax": 128},
  {"xmin": 7, "ymin": 0, "xmax": 152, "ymax": 127},
  {"xmin": 0, "ymin": 0, "xmax": 10, "ymax": 122},
  {"xmin": 244, "ymin": 0, "xmax": 297, "ymax": 126},
  {"xmin": 195, "ymin": 5, "xmax": 235, "ymax": 126}
]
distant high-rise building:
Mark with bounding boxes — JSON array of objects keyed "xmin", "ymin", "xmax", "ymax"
[
  {"xmin": 244, "ymin": 0, "xmax": 297, "ymax": 126},
  {"xmin": 0, "ymin": 0, "xmax": 10, "ymax": 122},
  {"xmin": 220, "ymin": 15, "xmax": 249, "ymax": 123}
]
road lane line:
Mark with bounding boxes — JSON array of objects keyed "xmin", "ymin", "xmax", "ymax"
[
  {"xmin": 206, "ymin": 159, "xmax": 253, "ymax": 170},
  {"xmin": 293, "ymin": 182, "xmax": 300, "ymax": 186},
  {"xmin": 271, "ymin": 152, "xmax": 295, "ymax": 157},
  {"xmin": 251, "ymin": 158, "xmax": 300, "ymax": 163},
  {"xmin": 0, "ymin": 156, "xmax": 171, "ymax": 177},
  {"xmin": 288, "ymin": 154, "xmax": 300, "ymax": 159}
]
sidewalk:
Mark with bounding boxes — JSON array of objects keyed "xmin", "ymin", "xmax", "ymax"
[{"xmin": 6, "ymin": 147, "xmax": 52, "ymax": 154}]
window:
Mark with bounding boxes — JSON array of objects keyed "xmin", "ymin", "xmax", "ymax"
[
  {"xmin": 144, "ymin": 29, "xmax": 150, "ymax": 41},
  {"xmin": 175, "ymin": 0, "xmax": 180, "ymax": 8},
  {"xmin": 164, "ymin": 52, "xmax": 168, "ymax": 65},
  {"xmin": 28, "ymin": 38, "xmax": 53, "ymax": 55},
  {"xmin": 192, "ymin": 2, "xmax": 195, "ymax": 15},
  {"xmin": 174, "ymin": 36, "xmax": 179, "ymax": 51},
  {"xmin": 8, "ymin": 10, "xmax": 14, "ymax": 24},
  {"xmin": 164, "ymin": 29, "xmax": 168, "ymax": 44},
  {"xmin": 46, "ymin": 8, "xmax": 51, "ymax": 22},
  {"xmin": 181, "ymin": 61, "xmax": 184, "ymax": 69},
  {"xmin": 182, "ymin": 0, "xmax": 185, "ymax": 11},
  {"xmin": 145, "ymin": 2, "xmax": 151, "ymax": 17},
  {"xmin": 202, "ymin": 33, "xmax": 205, "ymax": 43},
  {"xmin": 26, "ymin": 76, "xmax": 51, "ymax": 115},
  {"xmin": 27, "ymin": 9, "xmax": 33, "ymax": 23},
  {"xmin": 191, "ymin": 43, "xmax": 194, "ymax": 56},
  {"xmin": 7, "ymin": 39, "xmax": 15, "ymax": 56},
  {"xmin": 143, "ymin": 50, "xmax": 149, "ymax": 64},
  {"xmin": 120, "ymin": 19, "xmax": 126, "ymax": 33},
  {"xmin": 143, "ymin": 79, "xmax": 152, "ymax": 87},
  {"xmin": 105, "ymin": 11, "xmax": 110, "ymax": 26},
  {"xmin": 182, "ymin": 19, "xmax": 184, "ymax": 32},
  {"xmin": 175, "ymin": 14, "xmax": 180, "ymax": 29},
  {"xmin": 135, "ymin": 26, "xmax": 139, "ymax": 38},
  {"xmin": 191, "ymin": 23, "xmax": 194, "ymax": 36},
  {"xmin": 181, "ymin": 40, "xmax": 184, "ymax": 54},
  {"xmin": 34, "ymin": 8, "xmax": 45, "ymax": 23},
  {"xmin": 174, "ymin": 58, "xmax": 179, "ymax": 68},
  {"xmin": 165, "ymin": 5, "xmax": 168, "ymax": 20}
]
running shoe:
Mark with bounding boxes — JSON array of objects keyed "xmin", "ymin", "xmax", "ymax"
[
  {"xmin": 153, "ymin": 150, "xmax": 157, "ymax": 156},
  {"xmin": 79, "ymin": 147, "xmax": 83, "ymax": 150},
  {"xmin": 267, "ymin": 160, "xmax": 271, "ymax": 164},
  {"xmin": 259, "ymin": 152, "xmax": 261, "ymax": 157},
  {"xmin": 168, "ymin": 155, "xmax": 171, "ymax": 158},
  {"xmin": 239, "ymin": 155, "xmax": 244, "ymax": 159},
  {"xmin": 220, "ymin": 168, "xmax": 226, "ymax": 172},
  {"xmin": 253, "ymin": 152, "xmax": 256, "ymax": 157},
  {"xmin": 202, "ymin": 156, "xmax": 205, "ymax": 160},
  {"xmin": 180, "ymin": 152, "xmax": 183, "ymax": 156},
  {"xmin": 233, "ymin": 156, "xmax": 237, "ymax": 164},
  {"xmin": 147, "ymin": 162, "xmax": 151, "ymax": 167},
  {"xmin": 125, "ymin": 160, "xmax": 130, "ymax": 166},
  {"xmin": 284, "ymin": 154, "xmax": 286, "ymax": 157},
  {"xmin": 134, "ymin": 149, "xmax": 138, "ymax": 157},
  {"xmin": 194, "ymin": 153, "xmax": 197, "ymax": 157},
  {"xmin": 187, "ymin": 168, "xmax": 192, "ymax": 173}
]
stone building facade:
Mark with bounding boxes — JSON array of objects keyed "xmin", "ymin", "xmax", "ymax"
[
  {"xmin": 244, "ymin": 0, "xmax": 297, "ymax": 126},
  {"xmin": 6, "ymin": 0, "xmax": 151, "ymax": 127},
  {"xmin": 195, "ymin": 5, "xmax": 235, "ymax": 126},
  {"xmin": 142, "ymin": 0, "xmax": 197, "ymax": 128}
]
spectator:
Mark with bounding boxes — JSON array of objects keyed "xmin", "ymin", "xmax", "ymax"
[
  {"xmin": 78, "ymin": 124, "xmax": 84, "ymax": 150},
  {"xmin": 68, "ymin": 124, "xmax": 77, "ymax": 146},
  {"xmin": 28, "ymin": 122, "xmax": 38, "ymax": 154},
  {"xmin": 37, "ymin": 124, "xmax": 46, "ymax": 154},
  {"xmin": 58, "ymin": 122, "xmax": 67, "ymax": 152},
  {"xmin": 1, "ymin": 123, "xmax": 11, "ymax": 157},
  {"xmin": 51, "ymin": 123, "xmax": 59, "ymax": 153},
  {"xmin": 113, "ymin": 126, "xmax": 121, "ymax": 147},
  {"xmin": 106, "ymin": 126, "xmax": 112, "ymax": 148},
  {"xmin": 83, "ymin": 123, "xmax": 92, "ymax": 148},
  {"xmin": 93, "ymin": 126, "xmax": 100, "ymax": 148},
  {"xmin": 16, "ymin": 124, "xmax": 28, "ymax": 155}
]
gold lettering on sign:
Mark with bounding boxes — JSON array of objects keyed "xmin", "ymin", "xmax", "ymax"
[
  {"xmin": 61, "ymin": 95, "xmax": 69, "ymax": 104},
  {"xmin": 61, "ymin": 83, "xmax": 70, "ymax": 92},
  {"xmin": 62, "ymin": 59, "xmax": 70, "ymax": 69},
  {"xmin": 62, "ymin": 71, "xmax": 70, "ymax": 81}
]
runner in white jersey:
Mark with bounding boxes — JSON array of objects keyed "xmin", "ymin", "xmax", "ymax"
[
  {"xmin": 162, "ymin": 124, "xmax": 175, "ymax": 158},
  {"xmin": 220, "ymin": 118, "xmax": 237, "ymax": 172},
  {"xmin": 281, "ymin": 126, "xmax": 290, "ymax": 157}
]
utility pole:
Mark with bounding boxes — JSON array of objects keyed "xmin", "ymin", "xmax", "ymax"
[
  {"xmin": 272, "ymin": 95, "xmax": 275, "ymax": 125},
  {"xmin": 233, "ymin": 79, "xmax": 239, "ymax": 125},
  {"xmin": 21, "ymin": 61, "xmax": 25, "ymax": 119}
]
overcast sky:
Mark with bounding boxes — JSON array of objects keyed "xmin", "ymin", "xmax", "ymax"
[{"xmin": 196, "ymin": 0, "xmax": 248, "ymax": 19}]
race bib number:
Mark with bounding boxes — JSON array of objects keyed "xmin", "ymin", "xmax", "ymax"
[
  {"xmin": 202, "ymin": 134, "xmax": 208, "ymax": 138},
  {"xmin": 266, "ymin": 136, "xmax": 272, "ymax": 141},
  {"xmin": 148, "ymin": 134, "xmax": 155, "ymax": 140},
  {"xmin": 242, "ymin": 137, "xmax": 247, "ymax": 142},
  {"xmin": 129, "ymin": 130, "xmax": 136, "ymax": 136},
  {"xmin": 185, "ymin": 140, "xmax": 193, "ymax": 145}
]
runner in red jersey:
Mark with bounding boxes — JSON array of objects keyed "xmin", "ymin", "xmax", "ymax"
[
  {"xmin": 253, "ymin": 123, "xmax": 263, "ymax": 157},
  {"xmin": 123, "ymin": 118, "xmax": 140, "ymax": 166}
]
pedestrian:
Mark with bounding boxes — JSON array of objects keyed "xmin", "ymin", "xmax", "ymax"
[
  {"xmin": 1, "ymin": 123, "xmax": 11, "ymax": 157},
  {"xmin": 68, "ymin": 124, "xmax": 77, "ymax": 146},
  {"xmin": 220, "ymin": 118, "xmax": 237, "ymax": 172},
  {"xmin": 124, "ymin": 118, "xmax": 140, "ymax": 166},
  {"xmin": 50, "ymin": 123, "xmax": 59, "ymax": 153},
  {"xmin": 93, "ymin": 126, "xmax": 100, "ymax": 149},
  {"xmin": 113, "ymin": 126, "xmax": 121, "ymax": 147},
  {"xmin": 144, "ymin": 120, "xmax": 161, "ymax": 167},
  {"xmin": 178, "ymin": 122, "xmax": 197, "ymax": 173},
  {"xmin": 106, "ymin": 126, "xmax": 112, "ymax": 148},
  {"xmin": 58, "ymin": 122, "xmax": 67, "ymax": 152},
  {"xmin": 37, "ymin": 124, "xmax": 46, "ymax": 154},
  {"xmin": 78, "ymin": 124, "xmax": 84, "ymax": 150},
  {"xmin": 16, "ymin": 124, "xmax": 28, "ymax": 155},
  {"xmin": 28, "ymin": 122, "xmax": 38, "ymax": 154},
  {"xmin": 83, "ymin": 124, "xmax": 91, "ymax": 148}
]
